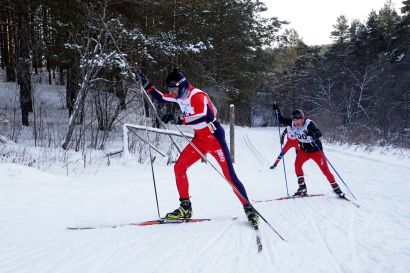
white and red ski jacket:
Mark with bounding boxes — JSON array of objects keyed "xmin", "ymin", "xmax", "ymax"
[{"xmin": 146, "ymin": 84, "xmax": 218, "ymax": 135}]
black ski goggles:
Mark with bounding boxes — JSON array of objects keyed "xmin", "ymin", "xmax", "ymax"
[
  {"xmin": 166, "ymin": 78, "xmax": 186, "ymax": 92},
  {"xmin": 167, "ymin": 80, "xmax": 179, "ymax": 88},
  {"xmin": 166, "ymin": 85, "xmax": 179, "ymax": 93},
  {"xmin": 167, "ymin": 78, "xmax": 186, "ymax": 88}
]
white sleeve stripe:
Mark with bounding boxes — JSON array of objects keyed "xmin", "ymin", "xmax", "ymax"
[
  {"xmin": 162, "ymin": 96, "xmax": 177, "ymax": 103},
  {"xmin": 153, "ymin": 88, "xmax": 177, "ymax": 103}
]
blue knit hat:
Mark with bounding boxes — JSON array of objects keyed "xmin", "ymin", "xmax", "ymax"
[{"xmin": 166, "ymin": 69, "xmax": 189, "ymax": 99}]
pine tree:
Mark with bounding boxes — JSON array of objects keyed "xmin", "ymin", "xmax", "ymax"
[
  {"xmin": 330, "ymin": 15, "xmax": 350, "ymax": 56},
  {"xmin": 366, "ymin": 10, "xmax": 384, "ymax": 60},
  {"xmin": 378, "ymin": 0, "xmax": 400, "ymax": 52},
  {"xmin": 390, "ymin": 0, "xmax": 410, "ymax": 61}
]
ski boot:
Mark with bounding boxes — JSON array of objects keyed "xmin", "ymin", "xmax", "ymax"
[
  {"xmin": 244, "ymin": 204, "xmax": 259, "ymax": 228},
  {"xmin": 165, "ymin": 198, "xmax": 192, "ymax": 220},
  {"xmin": 333, "ymin": 187, "xmax": 345, "ymax": 198},
  {"xmin": 293, "ymin": 183, "xmax": 307, "ymax": 196},
  {"xmin": 269, "ymin": 163, "xmax": 277, "ymax": 169}
]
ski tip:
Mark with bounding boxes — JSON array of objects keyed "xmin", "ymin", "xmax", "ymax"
[
  {"xmin": 67, "ymin": 227, "xmax": 94, "ymax": 230},
  {"xmin": 275, "ymin": 193, "xmax": 325, "ymax": 200},
  {"xmin": 340, "ymin": 196, "xmax": 361, "ymax": 208}
]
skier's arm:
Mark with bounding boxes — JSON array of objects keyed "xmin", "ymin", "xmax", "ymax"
[
  {"xmin": 136, "ymin": 71, "xmax": 176, "ymax": 104},
  {"xmin": 272, "ymin": 104, "xmax": 292, "ymax": 126},
  {"xmin": 305, "ymin": 121, "xmax": 322, "ymax": 140},
  {"xmin": 146, "ymin": 85, "xmax": 177, "ymax": 104},
  {"xmin": 280, "ymin": 128, "xmax": 287, "ymax": 145}
]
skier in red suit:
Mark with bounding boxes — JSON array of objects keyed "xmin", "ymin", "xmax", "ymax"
[
  {"xmin": 136, "ymin": 69, "xmax": 258, "ymax": 227},
  {"xmin": 272, "ymin": 104, "xmax": 345, "ymax": 198}
]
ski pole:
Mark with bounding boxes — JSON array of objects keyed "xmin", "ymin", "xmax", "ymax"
[
  {"xmin": 142, "ymin": 100, "xmax": 161, "ymax": 218},
  {"xmin": 275, "ymin": 111, "xmax": 289, "ymax": 196},
  {"xmin": 311, "ymin": 139, "xmax": 357, "ymax": 200}
]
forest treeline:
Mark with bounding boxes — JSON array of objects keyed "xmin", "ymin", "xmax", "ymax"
[{"xmin": 0, "ymin": 0, "xmax": 409, "ymax": 148}]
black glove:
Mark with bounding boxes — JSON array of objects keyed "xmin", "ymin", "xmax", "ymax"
[
  {"xmin": 176, "ymin": 116, "xmax": 184, "ymax": 125},
  {"xmin": 272, "ymin": 103, "xmax": 280, "ymax": 113},
  {"xmin": 136, "ymin": 70, "xmax": 150, "ymax": 89},
  {"xmin": 159, "ymin": 112, "xmax": 175, "ymax": 124},
  {"xmin": 303, "ymin": 130, "xmax": 312, "ymax": 136},
  {"xmin": 304, "ymin": 130, "xmax": 317, "ymax": 141}
]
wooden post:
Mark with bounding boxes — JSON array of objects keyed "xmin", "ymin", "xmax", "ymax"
[{"xmin": 230, "ymin": 104, "xmax": 235, "ymax": 163}]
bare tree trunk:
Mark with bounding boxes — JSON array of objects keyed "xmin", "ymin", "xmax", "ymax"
[
  {"xmin": 230, "ymin": 104, "xmax": 235, "ymax": 163},
  {"xmin": 15, "ymin": 0, "xmax": 33, "ymax": 126},
  {"xmin": 0, "ymin": 18, "xmax": 5, "ymax": 70},
  {"xmin": 47, "ymin": 58, "xmax": 52, "ymax": 84},
  {"xmin": 58, "ymin": 66, "xmax": 65, "ymax": 85},
  {"xmin": 62, "ymin": 69, "xmax": 92, "ymax": 150},
  {"xmin": 1, "ymin": 2, "xmax": 16, "ymax": 82},
  {"xmin": 66, "ymin": 57, "xmax": 80, "ymax": 117}
]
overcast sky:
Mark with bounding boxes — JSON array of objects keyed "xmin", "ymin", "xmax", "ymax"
[{"xmin": 262, "ymin": 0, "xmax": 404, "ymax": 45}]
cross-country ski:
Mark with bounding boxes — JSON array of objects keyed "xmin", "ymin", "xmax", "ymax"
[
  {"xmin": 254, "ymin": 193, "xmax": 325, "ymax": 203},
  {"xmin": 67, "ymin": 218, "xmax": 212, "ymax": 230}
]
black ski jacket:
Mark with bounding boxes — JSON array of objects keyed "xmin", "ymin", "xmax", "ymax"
[{"xmin": 276, "ymin": 111, "xmax": 323, "ymax": 153}]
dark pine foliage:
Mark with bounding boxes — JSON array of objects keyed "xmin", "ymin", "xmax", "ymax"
[{"xmin": 0, "ymin": 0, "xmax": 408, "ymax": 147}]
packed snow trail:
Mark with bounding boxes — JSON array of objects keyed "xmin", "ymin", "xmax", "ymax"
[{"xmin": 0, "ymin": 126, "xmax": 409, "ymax": 273}]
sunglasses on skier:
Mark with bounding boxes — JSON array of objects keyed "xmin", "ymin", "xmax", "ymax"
[
  {"xmin": 166, "ymin": 77, "xmax": 186, "ymax": 91},
  {"xmin": 166, "ymin": 82, "xmax": 179, "ymax": 93}
]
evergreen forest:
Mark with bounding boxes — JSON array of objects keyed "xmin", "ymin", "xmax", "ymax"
[{"xmin": 1, "ymin": 0, "xmax": 409, "ymax": 148}]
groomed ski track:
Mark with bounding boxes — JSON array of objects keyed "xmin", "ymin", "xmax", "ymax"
[{"xmin": 0, "ymin": 126, "xmax": 409, "ymax": 273}]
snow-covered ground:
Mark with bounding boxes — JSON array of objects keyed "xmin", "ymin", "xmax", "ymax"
[{"xmin": 1, "ymin": 124, "xmax": 409, "ymax": 273}]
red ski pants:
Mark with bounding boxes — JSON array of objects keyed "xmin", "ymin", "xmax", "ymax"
[
  {"xmin": 294, "ymin": 149, "xmax": 335, "ymax": 182},
  {"xmin": 281, "ymin": 138, "xmax": 300, "ymax": 155},
  {"xmin": 279, "ymin": 139, "xmax": 300, "ymax": 158},
  {"xmin": 274, "ymin": 138, "xmax": 299, "ymax": 166},
  {"xmin": 174, "ymin": 128, "xmax": 249, "ymax": 205}
]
